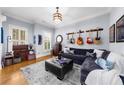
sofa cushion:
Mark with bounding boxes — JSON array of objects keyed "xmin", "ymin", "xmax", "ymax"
[
  {"xmin": 94, "ymin": 49, "xmax": 104, "ymax": 58},
  {"xmin": 70, "ymin": 48, "xmax": 94, "ymax": 55},
  {"xmin": 60, "ymin": 52, "xmax": 87, "ymax": 65}
]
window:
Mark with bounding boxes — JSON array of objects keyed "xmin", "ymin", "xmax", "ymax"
[
  {"xmin": 9, "ymin": 25, "xmax": 28, "ymax": 45},
  {"xmin": 44, "ymin": 33, "xmax": 51, "ymax": 50}
]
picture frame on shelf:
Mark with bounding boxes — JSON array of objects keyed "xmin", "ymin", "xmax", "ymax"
[
  {"xmin": 116, "ymin": 15, "xmax": 124, "ymax": 42},
  {"xmin": 109, "ymin": 24, "xmax": 115, "ymax": 43}
]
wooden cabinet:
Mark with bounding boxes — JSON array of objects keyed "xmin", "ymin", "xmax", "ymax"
[
  {"xmin": 13, "ymin": 45, "xmax": 36, "ymax": 61},
  {"xmin": 13, "ymin": 45, "xmax": 29, "ymax": 61}
]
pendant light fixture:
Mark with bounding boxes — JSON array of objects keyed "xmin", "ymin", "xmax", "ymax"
[{"xmin": 53, "ymin": 7, "xmax": 62, "ymax": 23}]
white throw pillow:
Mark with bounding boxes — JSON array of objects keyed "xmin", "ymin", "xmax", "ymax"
[
  {"xmin": 107, "ymin": 52, "xmax": 124, "ymax": 75},
  {"xmin": 94, "ymin": 49, "xmax": 104, "ymax": 58},
  {"xmin": 63, "ymin": 47, "xmax": 70, "ymax": 53}
]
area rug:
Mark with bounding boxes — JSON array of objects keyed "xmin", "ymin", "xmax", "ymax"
[{"xmin": 20, "ymin": 61, "xmax": 81, "ymax": 85}]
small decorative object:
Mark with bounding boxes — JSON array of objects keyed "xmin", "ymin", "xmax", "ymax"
[
  {"xmin": 38, "ymin": 35, "xmax": 42, "ymax": 45},
  {"xmin": 109, "ymin": 24, "xmax": 115, "ymax": 43},
  {"xmin": 28, "ymin": 44, "xmax": 35, "ymax": 54},
  {"xmin": 116, "ymin": 15, "xmax": 124, "ymax": 42},
  {"xmin": 56, "ymin": 35, "xmax": 63, "ymax": 43}
]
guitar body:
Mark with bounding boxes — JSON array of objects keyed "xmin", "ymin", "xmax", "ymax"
[
  {"xmin": 70, "ymin": 37, "xmax": 75, "ymax": 44},
  {"xmin": 77, "ymin": 37, "xmax": 83, "ymax": 45},
  {"xmin": 69, "ymin": 34, "xmax": 75, "ymax": 44},
  {"xmin": 94, "ymin": 37, "xmax": 101, "ymax": 44},
  {"xmin": 87, "ymin": 37, "xmax": 93, "ymax": 44},
  {"xmin": 94, "ymin": 31, "xmax": 101, "ymax": 44}
]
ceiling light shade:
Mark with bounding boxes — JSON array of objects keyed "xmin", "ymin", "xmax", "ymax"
[{"xmin": 53, "ymin": 7, "xmax": 62, "ymax": 23}]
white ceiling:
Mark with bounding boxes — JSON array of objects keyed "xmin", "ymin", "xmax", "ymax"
[{"xmin": 0, "ymin": 7, "xmax": 112, "ymax": 28}]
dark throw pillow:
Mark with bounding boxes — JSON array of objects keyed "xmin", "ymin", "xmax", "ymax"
[
  {"xmin": 101, "ymin": 50, "xmax": 111, "ymax": 60},
  {"xmin": 119, "ymin": 75, "xmax": 124, "ymax": 85}
]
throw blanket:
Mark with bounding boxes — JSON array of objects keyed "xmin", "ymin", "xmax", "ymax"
[
  {"xmin": 80, "ymin": 57, "xmax": 102, "ymax": 84},
  {"xmin": 85, "ymin": 69, "xmax": 123, "ymax": 85}
]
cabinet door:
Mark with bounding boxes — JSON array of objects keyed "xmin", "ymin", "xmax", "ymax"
[{"xmin": 12, "ymin": 28, "xmax": 19, "ymax": 45}]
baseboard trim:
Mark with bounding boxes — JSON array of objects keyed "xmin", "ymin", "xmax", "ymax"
[{"xmin": 35, "ymin": 55, "xmax": 52, "ymax": 62}]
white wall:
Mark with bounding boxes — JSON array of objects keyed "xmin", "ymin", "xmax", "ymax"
[
  {"xmin": 0, "ymin": 14, "xmax": 6, "ymax": 69},
  {"xmin": 2, "ymin": 16, "xmax": 34, "ymax": 55},
  {"xmin": 34, "ymin": 24, "xmax": 54, "ymax": 58},
  {"xmin": 109, "ymin": 8, "xmax": 124, "ymax": 55},
  {"xmin": 55, "ymin": 14, "xmax": 110, "ymax": 50},
  {"xmin": 2, "ymin": 15, "xmax": 55, "ymax": 58}
]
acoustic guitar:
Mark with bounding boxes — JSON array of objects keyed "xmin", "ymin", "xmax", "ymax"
[
  {"xmin": 70, "ymin": 34, "xmax": 75, "ymax": 44},
  {"xmin": 77, "ymin": 31, "xmax": 83, "ymax": 45},
  {"xmin": 86, "ymin": 31, "xmax": 93, "ymax": 44},
  {"xmin": 94, "ymin": 30, "xmax": 102, "ymax": 44}
]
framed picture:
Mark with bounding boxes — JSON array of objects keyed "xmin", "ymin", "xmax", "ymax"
[
  {"xmin": 109, "ymin": 24, "xmax": 115, "ymax": 43},
  {"xmin": 33, "ymin": 35, "xmax": 36, "ymax": 44},
  {"xmin": 0, "ymin": 27, "xmax": 4, "ymax": 43},
  {"xmin": 116, "ymin": 15, "xmax": 124, "ymax": 42},
  {"xmin": 38, "ymin": 35, "xmax": 42, "ymax": 45}
]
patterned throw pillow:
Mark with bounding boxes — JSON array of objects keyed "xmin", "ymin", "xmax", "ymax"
[{"xmin": 95, "ymin": 58, "xmax": 114, "ymax": 70}]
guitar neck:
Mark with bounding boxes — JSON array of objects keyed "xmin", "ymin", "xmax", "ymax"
[{"xmin": 97, "ymin": 31, "xmax": 98, "ymax": 37}]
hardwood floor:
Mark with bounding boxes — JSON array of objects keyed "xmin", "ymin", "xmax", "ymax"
[{"xmin": 0, "ymin": 55, "xmax": 52, "ymax": 85}]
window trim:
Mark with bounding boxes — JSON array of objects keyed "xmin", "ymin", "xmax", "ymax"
[
  {"xmin": 43, "ymin": 32, "xmax": 51, "ymax": 51},
  {"xmin": 9, "ymin": 25, "xmax": 28, "ymax": 45}
]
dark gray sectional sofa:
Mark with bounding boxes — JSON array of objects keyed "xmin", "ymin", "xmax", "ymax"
[
  {"xmin": 60, "ymin": 48, "xmax": 94, "ymax": 65},
  {"xmin": 59, "ymin": 48, "xmax": 104, "ymax": 84}
]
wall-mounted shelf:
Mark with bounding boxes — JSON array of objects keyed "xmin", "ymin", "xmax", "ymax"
[
  {"xmin": 86, "ymin": 28, "xmax": 103, "ymax": 32},
  {"xmin": 66, "ymin": 28, "xmax": 103, "ymax": 35},
  {"xmin": 66, "ymin": 30, "xmax": 84, "ymax": 35}
]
